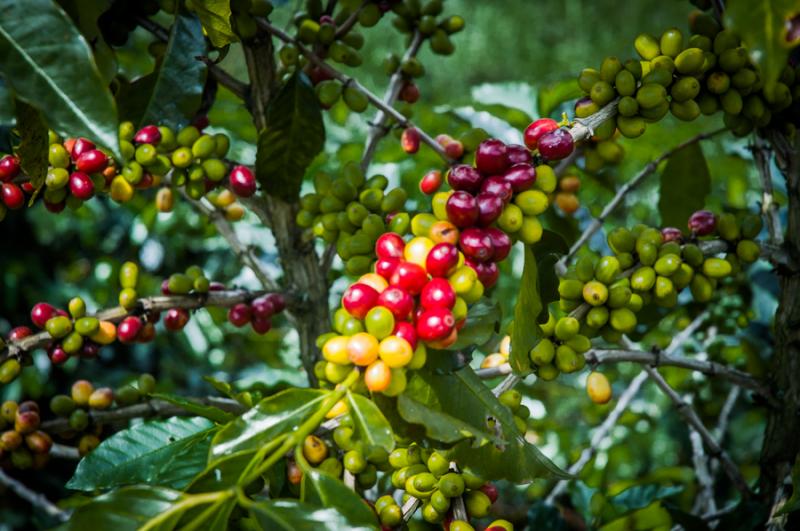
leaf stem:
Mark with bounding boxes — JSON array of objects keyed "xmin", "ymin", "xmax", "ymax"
[{"xmin": 139, "ymin": 490, "xmax": 232, "ymax": 531}]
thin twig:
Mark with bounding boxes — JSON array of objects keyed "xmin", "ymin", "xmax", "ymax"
[
  {"xmin": 752, "ymin": 138, "xmax": 784, "ymax": 246},
  {"xmin": 50, "ymin": 443, "xmax": 80, "ymax": 460},
  {"xmin": 401, "ymin": 496, "xmax": 421, "ymax": 522},
  {"xmin": 0, "ymin": 468, "xmax": 70, "ymax": 522},
  {"xmin": 689, "ymin": 394, "xmax": 718, "ymax": 516},
  {"xmin": 333, "ymin": 0, "xmax": 368, "ymax": 39}
]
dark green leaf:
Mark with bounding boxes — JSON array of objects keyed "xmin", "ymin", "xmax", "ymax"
[
  {"xmin": 139, "ymin": 13, "xmax": 207, "ymax": 128},
  {"xmin": 510, "ymin": 245, "xmax": 542, "ymax": 375},
  {"xmin": 150, "ymin": 393, "xmax": 236, "ymax": 424},
  {"xmin": 67, "ymin": 417, "xmax": 215, "ymax": 491},
  {"xmin": 0, "ymin": 77, "xmax": 15, "ymax": 124},
  {"xmin": 249, "ymin": 499, "xmax": 376, "ymax": 531},
  {"xmin": 14, "ymin": 99, "xmax": 48, "ymax": 191},
  {"xmin": 346, "ymin": 391, "xmax": 395, "ymax": 453},
  {"xmin": 302, "ymin": 469, "xmax": 379, "ymax": 528},
  {"xmin": 0, "ymin": 0, "xmax": 120, "ymax": 158},
  {"xmin": 63, "ymin": 486, "xmax": 184, "ymax": 531},
  {"xmin": 186, "ymin": 0, "xmax": 238, "ymax": 48},
  {"xmin": 180, "ymin": 497, "xmax": 236, "ymax": 531},
  {"xmin": 658, "ymin": 142, "xmax": 710, "ymax": 230},
  {"xmin": 187, "ymin": 450, "xmax": 255, "ymax": 493},
  {"xmin": 528, "ymin": 501, "xmax": 568, "ymax": 531},
  {"xmin": 725, "ymin": 0, "xmax": 800, "ymax": 94},
  {"xmin": 608, "ymin": 484, "xmax": 684, "ymax": 514},
  {"xmin": 538, "ymin": 78, "xmax": 583, "ymax": 117},
  {"xmin": 534, "ymin": 229, "xmax": 569, "ymax": 308},
  {"xmin": 447, "ymin": 297, "xmax": 501, "ymax": 351},
  {"xmin": 256, "ymin": 72, "xmax": 325, "ymax": 201},
  {"xmin": 211, "ymin": 388, "xmax": 327, "ymax": 458},
  {"xmin": 599, "ymin": 502, "xmax": 672, "ymax": 531}
]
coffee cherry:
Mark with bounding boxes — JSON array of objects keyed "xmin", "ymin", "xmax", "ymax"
[
  {"xmin": 537, "ymin": 129, "xmax": 574, "ymax": 161},
  {"xmin": 69, "ymin": 171, "xmax": 94, "ymax": 200},
  {"xmin": 377, "ymin": 287, "xmax": 414, "ymax": 320},
  {"xmin": 475, "ymin": 139, "xmax": 509, "ymax": 175},
  {"xmin": 392, "ymin": 321, "xmax": 418, "ymax": 350},
  {"xmin": 117, "ymin": 316, "xmax": 143, "ymax": 343},
  {"xmin": 76, "ymin": 149, "xmax": 109, "ymax": 174},
  {"xmin": 426, "ymin": 242, "xmax": 459, "ymax": 278},
  {"xmin": 524, "ymin": 118, "xmax": 559, "ymax": 150},
  {"xmin": 446, "ymin": 191, "xmax": 479, "ymax": 228},
  {"xmin": 343, "ymin": 283, "xmax": 380, "ymax": 319},
  {"xmin": 390, "ymin": 262, "xmax": 428, "ymax": 295},
  {"xmin": 227, "ymin": 303, "xmax": 252, "ymax": 327},
  {"xmin": 70, "ymin": 138, "xmax": 95, "ymax": 160},
  {"xmin": 0, "ymin": 155, "xmax": 20, "ymax": 182},
  {"xmin": 587, "ymin": 371, "xmax": 612, "ymax": 404},
  {"xmin": 447, "ymin": 165, "xmax": 483, "ymax": 193},
  {"xmin": 375, "ymin": 232, "xmax": 406, "ymax": 259},
  {"xmin": 1, "ymin": 183, "xmax": 24, "ymax": 209},
  {"xmin": 347, "ymin": 332, "xmax": 380, "ymax": 366},
  {"xmin": 14, "ymin": 410, "xmax": 40, "ymax": 434},
  {"xmin": 364, "ymin": 360, "xmax": 392, "ymax": 392},
  {"xmin": 374, "ymin": 257, "xmax": 400, "ymax": 280},
  {"xmin": 481, "ymin": 176, "xmax": 513, "ymax": 203},
  {"xmin": 401, "ymin": 127, "xmax": 421, "ymax": 154},
  {"xmin": 1, "ymin": 430, "xmax": 22, "ymax": 451},
  {"xmin": 88, "ymin": 388, "xmax": 114, "ymax": 410},
  {"xmin": 419, "ymin": 170, "xmax": 443, "ymax": 195},
  {"xmin": 378, "ymin": 335, "xmax": 413, "ymax": 367},
  {"xmin": 30, "ymin": 302, "xmax": 57, "ymax": 329},
  {"xmin": 229, "ymin": 165, "xmax": 256, "ymax": 197},
  {"xmin": 661, "ymin": 227, "xmax": 683, "ymax": 242},
  {"xmin": 476, "ymin": 192, "xmax": 504, "ymax": 226},
  {"xmin": 416, "ymin": 307, "xmax": 455, "ymax": 342},
  {"xmin": 470, "ymin": 260, "xmax": 499, "ymax": 289},
  {"xmin": 420, "ymin": 278, "xmax": 456, "ymax": 309},
  {"xmin": 502, "ymin": 163, "xmax": 536, "ymax": 193},
  {"xmin": 399, "ymin": 82, "xmax": 420, "ymax": 103},
  {"xmin": 164, "ymin": 308, "xmax": 190, "ymax": 331},
  {"xmin": 25, "ymin": 431, "xmax": 53, "ymax": 455},
  {"xmin": 49, "ymin": 345, "xmax": 69, "ymax": 365},
  {"xmin": 134, "ymin": 125, "xmax": 162, "ymax": 145},
  {"xmin": 486, "ymin": 228, "xmax": 512, "ymax": 262},
  {"xmin": 78, "ymin": 434, "xmax": 100, "ymax": 456},
  {"xmin": 460, "ymin": 228, "xmax": 494, "ymax": 263},
  {"xmin": 688, "ymin": 210, "xmax": 716, "ymax": 235}
]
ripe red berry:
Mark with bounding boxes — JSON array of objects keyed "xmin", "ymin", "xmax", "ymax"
[
  {"xmin": 342, "ymin": 283, "xmax": 380, "ymax": 319},
  {"xmin": 251, "ymin": 297, "xmax": 275, "ymax": 319},
  {"xmin": 69, "ymin": 172, "xmax": 94, "ymax": 200},
  {"xmin": 377, "ymin": 287, "xmax": 414, "ymax": 320},
  {"xmin": 688, "ymin": 210, "xmax": 716, "ymax": 236},
  {"xmin": 459, "ymin": 228, "xmax": 494, "ymax": 263},
  {"xmin": 30, "ymin": 303, "xmax": 57, "ymax": 329},
  {"xmin": 480, "ymin": 176, "xmax": 513, "ymax": 204},
  {"xmin": 8, "ymin": 326, "xmax": 33, "ymax": 341},
  {"xmin": 164, "ymin": 308, "xmax": 190, "ymax": 331},
  {"xmin": 45, "ymin": 200, "xmax": 66, "ymax": 213},
  {"xmin": 375, "ymin": 233, "xmax": 406, "ymax": 259},
  {"xmin": 209, "ymin": 282, "xmax": 226, "ymax": 291},
  {"xmin": 419, "ymin": 170, "xmax": 443, "ymax": 195},
  {"xmin": 523, "ymin": 118, "xmax": 559, "ymax": 150},
  {"xmin": 0, "ymin": 155, "xmax": 20, "ymax": 182},
  {"xmin": 70, "ymin": 138, "xmax": 96, "ymax": 161},
  {"xmin": 76, "ymin": 149, "xmax": 109, "ymax": 174},
  {"xmin": 537, "ymin": 129, "xmax": 575, "ymax": 161},
  {"xmin": 118, "ymin": 316, "xmax": 143, "ymax": 343},
  {"xmin": 447, "ymin": 164, "xmax": 483, "ymax": 194},
  {"xmin": 229, "ymin": 165, "xmax": 256, "ymax": 198},
  {"xmin": 506, "ymin": 143, "xmax": 533, "ymax": 165},
  {"xmin": 399, "ymin": 82, "xmax": 420, "ymax": 103},
  {"xmin": 389, "ymin": 262, "xmax": 428, "ymax": 295},
  {"xmin": 160, "ymin": 279, "xmax": 172, "ymax": 295},
  {"xmin": 476, "ymin": 192, "xmax": 505, "ymax": 226},
  {"xmin": 265, "ymin": 293, "xmax": 286, "ymax": 313},
  {"xmin": 1, "ymin": 182, "xmax": 24, "ymax": 209},
  {"xmin": 401, "ymin": 128, "xmax": 421, "ymax": 154},
  {"xmin": 503, "ymin": 163, "xmax": 537, "ymax": 193},
  {"xmin": 485, "ymin": 227, "xmax": 512, "ymax": 262},
  {"xmin": 443, "ymin": 140, "xmax": 464, "ymax": 159},
  {"xmin": 251, "ymin": 315, "xmax": 272, "ymax": 334},
  {"xmin": 81, "ymin": 341, "xmax": 100, "ymax": 358},
  {"xmin": 445, "ymin": 191, "xmax": 479, "ymax": 228},
  {"xmin": 416, "ymin": 307, "xmax": 455, "ymax": 342},
  {"xmin": 468, "ymin": 259, "xmax": 499, "ymax": 289},
  {"xmin": 228, "ymin": 303, "xmax": 252, "ymax": 327},
  {"xmin": 420, "ymin": 278, "xmax": 456, "ymax": 309},
  {"xmin": 480, "ymin": 482, "xmax": 499, "ymax": 504},
  {"xmin": 137, "ymin": 323, "xmax": 156, "ymax": 343},
  {"xmin": 661, "ymin": 227, "xmax": 683, "ymax": 242},
  {"xmin": 134, "ymin": 125, "xmax": 161, "ymax": 145},
  {"xmin": 392, "ymin": 321, "xmax": 417, "ymax": 350},
  {"xmin": 375, "ymin": 257, "xmax": 401, "ymax": 280},
  {"xmin": 475, "ymin": 139, "xmax": 509, "ymax": 175},
  {"xmin": 48, "ymin": 345, "xmax": 69, "ymax": 365},
  {"xmin": 426, "ymin": 242, "xmax": 459, "ymax": 278}
]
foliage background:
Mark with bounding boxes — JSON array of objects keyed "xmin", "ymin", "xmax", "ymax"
[{"xmin": 0, "ymin": 0, "xmax": 779, "ymax": 528}]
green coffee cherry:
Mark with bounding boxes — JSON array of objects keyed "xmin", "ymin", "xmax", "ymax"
[
  {"xmin": 635, "ymin": 33, "xmax": 660, "ymax": 60},
  {"xmin": 530, "ymin": 338, "xmax": 555, "ymax": 366},
  {"xmin": 554, "ymin": 317, "xmax": 580, "ymax": 341}
]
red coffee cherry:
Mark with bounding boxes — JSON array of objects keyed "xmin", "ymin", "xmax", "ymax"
[
  {"xmin": 420, "ymin": 278, "xmax": 456, "ymax": 310},
  {"xmin": 1, "ymin": 182, "xmax": 24, "ymax": 209},
  {"xmin": 69, "ymin": 171, "xmax": 95, "ymax": 200},
  {"xmin": 459, "ymin": 228, "xmax": 494, "ymax": 263},
  {"xmin": 447, "ymin": 164, "xmax": 483, "ymax": 194},
  {"xmin": 661, "ymin": 227, "xmax": 683, "ymax": 242},
  {"xmin": 375, "ymin": 232, "xmax": 406, "ymax": 259},
  {"xmin": 537, "ymin": 129, "xmax": 575, "ymax": 161},
  {"xmin": 476, "ymin": 192, "xmax": 504, "ymax": 227},
  {"xmin": 502, "ymin": 163, "xmax": 536, "ymax": 193},
  {"xmin": 389, "ymin": 262, "xmax": 428, "ymax": 295},
  {"xmin": 485, "ymin": 227, "xmax": 512, "ymax": 262},
  {"xmin": 523, "ymin": 118, "xmax": 559, "ymax": 150},
  {"xmin": 401, "ymin": 127, "xmax": 421, "ymax": 154},
  {"xmin": 419, "ymin": 170, "xmax": 443, "ymax": 195},
  {"xmin": 31, "ymin": 303, "xmax": 58, "ymax": 329},
  {"xmin": 342, "ymin": 283, "xmax": 380, "ymax": 319},
  {"xmin": 446, "ymin": 191, "xmax": 479, "ymax": 228},
  {"xmin": 251, "ymin": 297, "xmax": 275, "ymax": 319},
  {"xmin": 468, "ymin": 259, "xmax": 500, "ymax": 289},
  {"xmin": 70, "ymin": 138, "xmax": 96, "ymax": 161},
  {"xmin": 9, "ymin": 326, "xmax": 33, "ymax": 341},
  {"xmin": 426, "ymin": 242, "xmax": 459, "ymax": 278},
  {"xmin": 399, "ymin": 82, "xmax": 420, "ymax": 103},
  {"xmin": 229, "ymin": 165, "xmax": 256, "ymax": 198},
  {"xmin": 0, "ymin": 155, "xmax": 20, "ymax": 182},
  {"xmin": 134, "ymin": 125, "xmax": 162, "ymax": 145},
  {"xmin": 377, "ymin": 287, "xmax": 414, "ymax": 320},
  {"xmin": 228, "ymin": 303, "xmax": 252, "ymax": 327},
  {"xmin": 117, "ymin": 316, "xmax": 143, "ymax": 343},
  {"xmin": 506, "ymin": 143, "xmax": 533, "ymax": 165},
  {"xmin": 416, "ymin": 307, "xmax": 455, "ymax": 342},
  {"xmin": 375, "ymin": 257, "xmax": 401, "ymax": 280},
  {"xmin": 688, "ymin": 210, "xmax": 716, "ymax": 236},
  {"xmin": 265, "ymin": 293, "xmax": 286, "ymax": 313},
  {"xmin": 164, "ymin": 308, "xmax": 190, "ymax": 331},
  {"xmin": 76, "ymin": 149, "xmax": 109, "ymax": 174},
  {"xmin": 480, "ymin": 176, "xmax": 513, "ymax": 204},
  {"xmin": 48, "ymin": 345, "xmax": 69, "ymax": 365},
  {"xmin": 392, "ymin": 321, "xmax": 417, "ymax": 350},
  {"xmin": 475, "ymin": 139, "xmax": 509, "ymax": 175}
]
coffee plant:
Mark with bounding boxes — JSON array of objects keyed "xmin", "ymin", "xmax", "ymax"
[{"xmin": 0, "ymin": 0, "xmax": 799, "ymax": 529}]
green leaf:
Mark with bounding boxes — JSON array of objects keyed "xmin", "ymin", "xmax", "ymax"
[
  {"xmin": 186, "ymin": 0, "xmax": 238, "ymax": 48},
  {"xmin": 301, "ymin": 469, "xmax": 379, "ymax": 528},
  {"xmin": 0, "ymin": 77, "xmax": 14, "ymax": 123},
  {"xmin": 249, "ymin": 499, "xmax": 376, "ymax": 531},
  {"xmin": 776, "ymin": 454, "xmax": 800, "ymax": 515},
  {"xmin": 63, "ymin": 486, "xmax": 184, "ymax": 531},
  {"xmin": 534, "ymin": 230, "xmax": 569, "ymax": 308},
  {"xmin": 537, "ymin": 78, "xmax": 583, "ymax": 117},
  {"xmin": 346, "ymin": 391, "xmax": 395, "ymax": 453},
  {"xmin": 150, "ymin": 393, "xmax": 236, "ymax": 424},
  {"xmin": 658, "ymin": 142, "xmax": 711, "ymax": 230},
  {"xmin": 510, "ymin": 245, "xmax": 543, "ymax": 375},
  {"xmin": 608, "ymin": 484, "xmax": 684, "ymax": 514},
  {"xmin": 256, "ymin": 72, "xmax": 325, "ymax": 202},
  {"xmin": 725, "ymin": 0, "xmax": 800, "ymax": 94},
  {"xmin": 211, "ymin": 388, "xmax": 327, "ymax": 458},
  {"xmin": 139, "ymin": 13, "xmax": 207, "ymax": 129},
  {"xmin": 187, "ymin": 450, "xmax": 255, "ymax": 493},
  {"xmin": 67, "ymin": 417, "xmax": 215, "ymax": 492},
  {"xmin": 0, "ymin": 0, "xmax": 120, "ymax": 159},
  {"xmin": 13, "ymin": 99, "xmax": 48, "ymax": 191},
  {"xmin": 447, "ymin": 297, "xmax": 501, "ymax": 351}
]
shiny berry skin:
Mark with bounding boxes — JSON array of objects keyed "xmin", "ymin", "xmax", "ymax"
[
  {"xmin": 661, "ymin": 227, "xmax": 683, "ymax": 242},
  {"xmin": 399, "ymin": 82, "xmax": 420, "ymax": 103},
  {"xmin": 342, "ymin": 283, "xmax": 380, "ymax": 319},
  {"xmin": 420, "ymin": 278, "xmax": 456, "ymax": 309},
  {"xmin": 251, "ymin": 315, "xmax": 272, "ymax": 334},
  {"xmin": 419, "ymin": 170, "xmax": 442, "ymax": 195},
  {"xmin": 446, "ymin": 191, "xmax": 479, "ymax": 228},
  {"xmin": 469, "ymin": 259, "xmax": 499, "ymax": 288},
  {"xmin": 523, "ymin": 118, "xmax": 559, "ymax": 150},
  {"xmin": 480, "ymin": 176, "xmax": 513, "ymax": 204},
  {"xmin": 375, "ymin": 257, "xmax": 401, "ymax": 280},
  {"xmin": 1, "ymin": 182, "xmax": 24, "ymax": 209},
  {"xmin": 426, "ymin": 242, "xmax": 459, "ymax": 278},
  {"xmin": 502, "ymin": 163, "xmax": 537, "ymax": 193},
  {"xmin": 117, "ymin": 316, "xmax": 143, "ymax": 343},
  {"xmin": 475, "ymin": 139, "xmax": 509, "ymax": 175},
  {"xmin": 447, "ymin": 165, "xmax": 483, "ymax": 193},
  {"xmin": 377, "ymin": 287, "xmax": 414, "ymax": 320},
  {"xmin": 8, "ymin": 326, "xmax": 32, "ymax": 341},
  {"xmin": 81, "ymin": 341, "xmax": 100, "ymax": 358},
  {"xmin": 160, "ymin": 279, "xmax": 171, "ymax": 295},
  {"xmin": 0, "ymin": 155, "xmax": 20, "ymax": 182},
  {"xmin": 416, "ymin": 307, "xmax": 455, "ymax": 342},
  {"xmin": 265, "ymin": 293, "xmax": 286, "ymax": 313},
  {"xmin": 537, "ymin": 129, "xmax": 575, "ymax": 161},
  {"xmin": 375, "ymin": 233, "xmax": 406, "ymax": 260},
  {"xmin": 476, "ymin": 192, "xmax": 504, "ymax": 226},
  {"xmin": 251, "ymin": 297, "xmax": 275, "ymax": 319},
  {"xmin": 443, "ymin": 139, "xmax": 465, "ymax": 159},
  {"xmin": 228, "ymin": 303, "xmax": 252, "ymax": 327},
  {"xmin": 30, "ymin": 303, "xmax": 57, "ymax": 329},
  {"xmin": 459, "ymin": 228, "xmax": 494, "ymax": 263},
  {"xmin": 486, "ymin": 227, "xmax": 512, "ymax": 262},
  {"xmin": 209, "ymin": 282, "xmax": 226, "ymax": 291},
  {"xmin": 480, "ymin": 483, "xmax": 499, "ymax": 504},
  {"xmin": 401, "ymin": 127, "xmax": 421, "ymax": 154},
  {"xmin": 164, "ymin": 308, "xmax": 190, "ymax": 331},
  {"xmin": 688, "ymin": 210, "xmax": 716, "ymax": 236},
  {"xmin": 76, "ymin": 149, "xmax": 109, "ymax": 174},
  {"xmin": 506, "ymin": 144, "xmax": 533, "ymax": 165},
  {"xmin": 392, "ymin": 321, "xmax": 418, "ymax": 350},
  {"xmin": 70, "ymin": 138, "xmax": 96, "ymax": 160},
  {"xmin": 389, "ymin": 262, "xmax": 428, "ymax": 295},
  {"xmin": 48, "ymin": 345, "xmax": 69, "ymax": 365},
  {"xmin": 229, "ymin": 165, "xmax": 256, "ymax": 197},
  {"xmin": 134, "ymin": 125, "xmax": 161, "ymax": 145},
  {"xmin": 69, "ymin": 171, "xmax": 94, "ymax": 200}
]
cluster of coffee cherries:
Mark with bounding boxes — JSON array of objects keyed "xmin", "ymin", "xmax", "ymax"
[
  {"xmin": 575, "ymin": 11, "xmax": 800, "ymax": 139},
  {"xmin": 0, "ymin": 400, "xmax": 52, "ymax": 470},
  {"xmin": 296, "ymin": 163, "xmax": 409, "ymax": 276},
  {"xmin": 377, "ymin": 444, "xmax": 497, "ymax": 526},
  {"xmin": 497, "ymin": 389, "xmax": 532, "ymax": 433},
  {"xmin": 226, "ymin": 293, "xmax": 287, "ymax": 335},
  {"xmin": 528, "ymin": 311, "xmax": 590, "ymax": 380}
]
